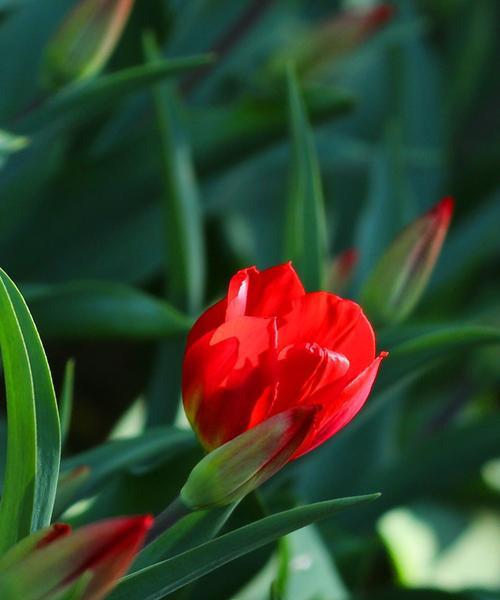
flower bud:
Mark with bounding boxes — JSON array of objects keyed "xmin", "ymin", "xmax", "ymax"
[
  {"xmin": 181, "ymin": 407, "xmax": 317, "ymax": 509},
  {"xmin": 328, "ymin": 248, "xmax": 358, "ymax": 293},
  {"xmin": 42, "ymin": 0, "xmax": 134, "ymax": 89},
  {"xmin": 361, "ymin": 197, "xmax": 454, "ymax": 325},
  {"xmin": 0, "ymin": 524, "xmax": 70, "ymax": 572},
  {"xmin": 0, "ymin": 515, "xmax": 152, "ymax": 600}
]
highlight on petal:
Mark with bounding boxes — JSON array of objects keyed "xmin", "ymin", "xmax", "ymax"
[
  {"xmin": 277, "ymin": 292, "xmax": 376, "ymax": 379},
  {"xmin": 182, "ymin": 316, "xmax": 278, "ymax": 449},
  {"xmin": 181, "ymin": 406, "xmax": 318, "ymax": 509},
  {"xmin": 225, "ymin": 263, "xmax": 305, "ymax": 321},
  {"xmin": 295, "ymin": 352, "xmax": 388, "ymax": 458},
  {"xmin": 263, "ymin": 343, "xmax": 350, "ymax": 419},
  {"xmin": 0, "ymin": 516, "xmax": 152, "ymax": 600},
  {"xmin": 361, "ymin": 197, "xmax": 455, "ymax": 325}
]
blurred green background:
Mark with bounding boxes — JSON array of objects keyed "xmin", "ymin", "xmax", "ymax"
[{"xmin": 0, "ymin": 0, "xmax": 499, "ymax": 598}]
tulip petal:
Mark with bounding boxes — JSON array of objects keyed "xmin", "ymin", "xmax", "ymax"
[
  {"xmin": 294, "ymin": 352, "xmax": 388, "ymax": 457},
  {"xmin": 257, "ymin": 343, "xmax": 349, "ymax": 423},
  {"xmin": 278, "ymin": 292, "xmax": 376, "ymax": 379},
  {"xmin": 225, "ymin": 263, "xmax": 305, "ymax": 320},
  {"xmin": 183, "ymin": 316, "xmax": 278, "ymax": 449},
  {"xmin": 186, "ymin": 298, "xmax": 226, "ymax": 347}
]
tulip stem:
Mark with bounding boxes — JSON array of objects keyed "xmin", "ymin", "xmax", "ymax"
[{"xmin": 145, "ymin": 496, "xmax": 191, "ymax": 545}]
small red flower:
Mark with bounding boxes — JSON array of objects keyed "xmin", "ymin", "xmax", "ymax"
[{"xmin": 182, "ymin": 263, "xmax": 386, "ymax": 459}]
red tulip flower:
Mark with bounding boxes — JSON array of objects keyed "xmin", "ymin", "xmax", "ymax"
[{"xmin": 182, "ymin": 263, "xmax": 386, "ymax": 461}]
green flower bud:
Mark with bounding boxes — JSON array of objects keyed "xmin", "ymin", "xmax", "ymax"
[{"xmin": 181, "ymin": 407, "xmax": 317, "ymax": 509}]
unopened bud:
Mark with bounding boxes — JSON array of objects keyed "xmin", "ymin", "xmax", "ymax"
[
  {"xmin": 0, "ymin": 515, "xmax": 152, "ymax": 600},
  {"xmin": 181, "ymin": 407, "xmax": 317, "ymax": 509},
  {"xmin": 361, "ymin": 197, "xmax": 454, "ymax": 325},
  {"xmin": 42, "ymin": 0, "xmax": 134, "ymax": 89}
]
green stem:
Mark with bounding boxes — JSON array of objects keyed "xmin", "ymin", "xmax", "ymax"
[{"xmin": 145, "ymin": 496, "xmax": 191, "ymax": 545}]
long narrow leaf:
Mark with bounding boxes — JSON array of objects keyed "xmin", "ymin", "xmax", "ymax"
[
  {"xmin": 109, "ymin": 494, "xmax": 378, "ymax": 600},
  {"xmin": 0, "ymin": 274, "xmax": 36, "ymax": 552},
  {"xmin": 23, "ymin": 281, "xmax": 192, "ymax": 339},
  {"xmin": 143, "ymin": 32, "xmax": 205, "ymax": 315},
  {"xmin": 284, "ymin": 64, "xmax": 328, "ymax": 291},
  {"xmin": 60, "ymin": 428, "xmax": 195, "ymax": 505},
  {"xmin": 21, "ymin": 55, "xmax": 214, "ymax": 131},
  {"xmin": 0, "ymin": 269, "xmax": 61, "ymax": 531},
  {"xmin": 59, "ymin": 359, "xmax": 75, "ymax": 446}
]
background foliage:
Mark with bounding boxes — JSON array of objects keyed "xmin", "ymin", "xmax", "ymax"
[{"xmin": 0, "ymin": 0, "xmax": 499, "ymax": 598}]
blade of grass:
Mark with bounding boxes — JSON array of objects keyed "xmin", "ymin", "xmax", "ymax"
[
  {"xmin": 23, "ymin": 281, "xmax": 192, "ymax": 339},
  {"xmin": 284, "ymin": 63, "xmax": 328, "ymax": 291},
  {"xmin": 21, "ymin": 54, "xmax": 215, "ymax": 131},
  {"xmin": 59, "ymin": 359, "xmax": 75, "ymax": 447},
  {"xmin": 109, "ymin": 494, "xmax": 379, "ymax": 600},
  {"xmin": 143, "ymin": 32, "xmax": 205, "ymax": 315},
  {"xmin": 0, "ymin": 270, "xmax": 61, "ymax": 532},
  {"xmin": 0, "ymin": 273, "xmax": 37, "ymax": 552}
]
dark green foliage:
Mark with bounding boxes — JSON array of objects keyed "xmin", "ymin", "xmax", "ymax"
[{"xmin": 0, "ymin": 0, "xmax": 499, "ymax": 598}]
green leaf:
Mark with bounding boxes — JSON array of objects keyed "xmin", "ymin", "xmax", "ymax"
[
  {"xmin": 0, "ymin": 271, "xmax": 61, "ymax": 531},
  {"xmin": 23, "ymin": 281, "xmax": 192, "ymax": 339},
  {"xmin": 344, "ymin": 417, "xmax": 500, "ymax": 533},
  {"xmin": 131, "ymin": 504, "xmax": 237, "ymax": 572},
  {"xmin": 0, "ymin": 269, "xmax": 61, "ymax": 552},
  {"xmin": 109, "ymin": 494, "xmax": 379, "ymax": 600},
  {"xmin": 0, "ymin": 275, "xmax": 37, "ymax": 552},
  {"xmin": 377, "ymin": 324, "xmax": 500, "ymax": 393},
  {"xmin": 59, "ymin": 359, "xmax": 75, "ymax": 446},
  {"xmin": 22, "ymin": 54, "xmax": 214, "ymax": 131},
  {"xmin": 284, "ymin": 64, "xmax": 328, "ymax": 291},
  {"xmin": 195, "ymin": 85, "xmax": 355, "ymax": 176},
  {"xmin": 143, "ymin": 32, "xmax": 205, "ymax": 315},
  {"xmin": 60, "ymin": 428, "xmax": 195, "ymax": 505},
  {"xmin": 279, "ymin": 526, "xmax": 348, "ymax": 600}
]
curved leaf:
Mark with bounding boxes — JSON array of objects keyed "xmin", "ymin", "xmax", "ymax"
[
  {"xmin": 109, "ymin": 494, "xmax": 379, "ymax": 600},
  {"xmin": 24, "ymin": 281, "xmax": 192, "ymax": 339}
]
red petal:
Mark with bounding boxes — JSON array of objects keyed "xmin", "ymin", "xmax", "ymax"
[
  {"xmin": 259, "ymin": 343, "xmax": 349, "ymax": 422},
  {"xmin": 277, "ymin": 292, "xmax": 376, "ymax": 380},
  {"xmin": 74, "ymin": 516, "xmax": 152, "ymax": 599},
  {"xmin": 186, "ymin": 298, "xmax": 227, "ymax": 347},
  {"xmin": 225, "ymin": 263, "xmax": 305, "ymax": 320},
  {"xmin": 294, "ymin": 352, "xmax": 387, "ymax": 457},
  {"xmin": 182, "ymin": 316, "xmax": 278, "ymax": 449}
]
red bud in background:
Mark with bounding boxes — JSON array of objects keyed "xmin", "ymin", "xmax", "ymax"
[
  {"xmin": 328, "ymin": 248, "xmax": 358, "ymax": 293},
  {"xmin": 0, "ymin": 523, "xmax": 71, "ymax": 572},
  {"xmin": 268, "ymin": 5, "xmax": 395, "ymax": 78},
  {"xmin": 0, "ymin": 516, "xmax": 152, "ymax": 600},
  {"xmin": 42, "ymin": 0, "xmax": 134, "ymax": 89},
  {"xmin": 361, "ymin": 197, "xmax": 454, "ymax": 325}
]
